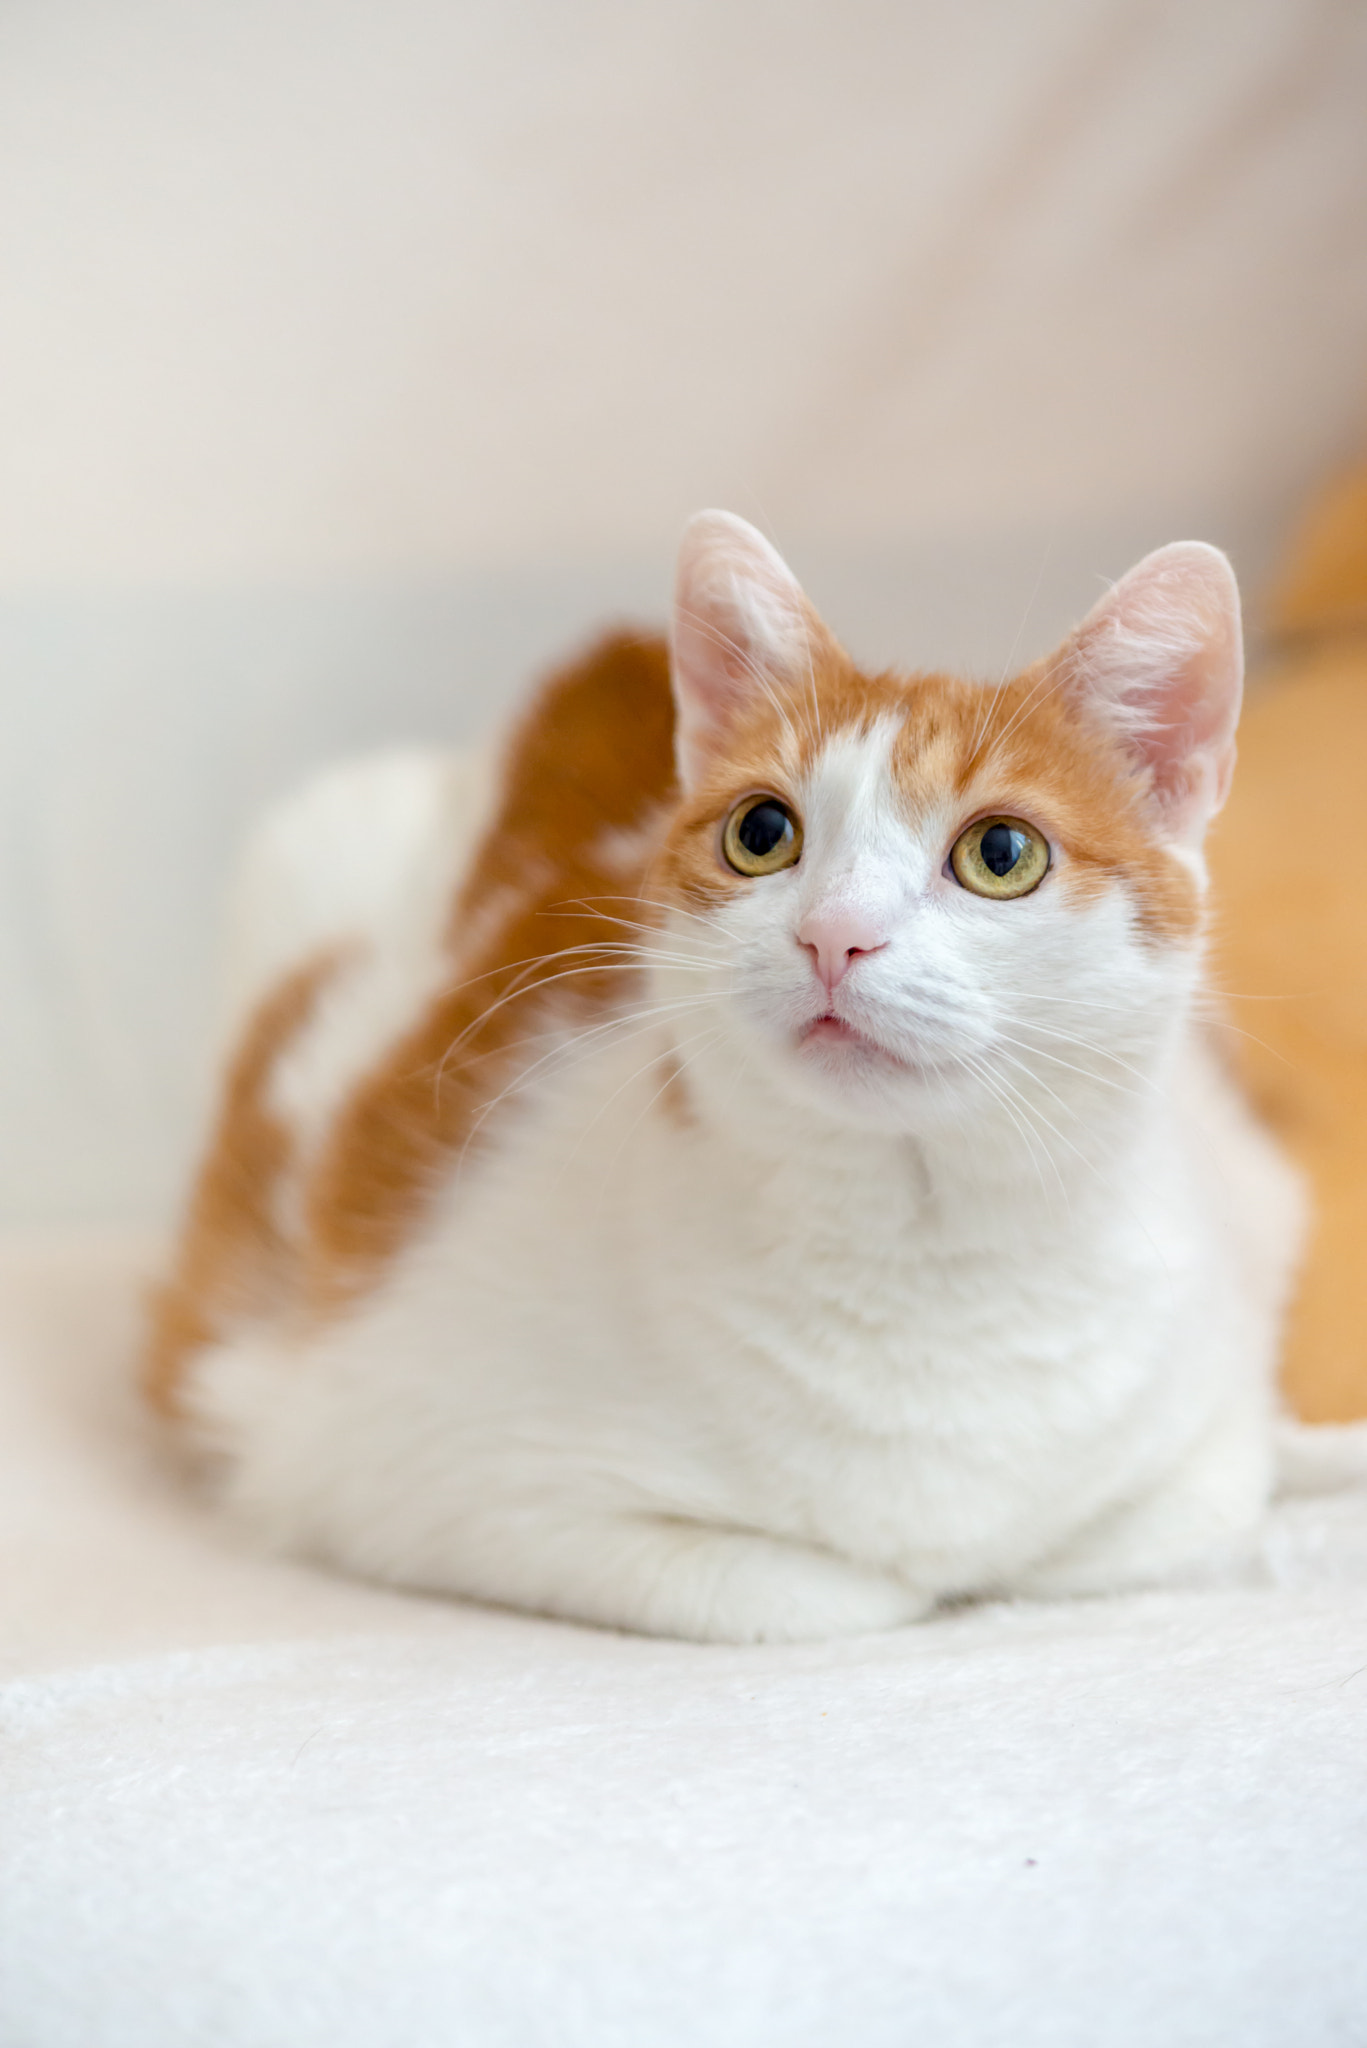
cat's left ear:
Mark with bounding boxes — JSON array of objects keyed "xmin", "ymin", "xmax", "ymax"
[
  {"xmin": 671, "ymin": 511, "xmax": 834, "ymax": 790},
  {"xmin": 1060, "ymin": 542, "xmax": 1243, "ymax": 846}
]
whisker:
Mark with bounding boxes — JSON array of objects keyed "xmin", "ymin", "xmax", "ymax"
[
  {"xmin": 962, "ymin": 1045, "xmax": 1175, "ymax": 1288},
  {"xmin": 969, "ymin": 525, "xmax": 1058, "ymax": 757},
  {"xmin": 540, "ymin": 901, "xmax": 726, "ymax": 959},
  {"xmin": 422, "ymin": 937, "xmax": 697, "ymax": 1016},
  {"xmin": 969, "ymin": 1058, "xmax": 1080, "ymax": 1216},
  {"xmin": 997, "ymin": 1019, "xmax": 1157, "ymax": 1095},
  {"xmin": 450, "ymin": 1002, "xmax": 721, "ymax": 1176},
  {"xmin": 993, "ymin": 1032, "xmax": 1143, "ymax": 1102},
  {"xmin": 956, "ymin": 1047, "xmax": 1066, "ymax": 1214},
  {"xmin": 434, "ymin": 991, "xmax": 719, "ymax": 1095},
  {"xmin": 431, "ymin": 957, "xmax": 688, "ymax": 1090},
  {"xmin": 985, "ymin": 648, "xmax": 1073, "ymax": 756},
  {"xmin": 575, "ymin": 1021, "xmax": 727, "ymax": 1193},
  {"xmin": 1197, "ymin": 1016, "xmax": 1296, "ymax": 1068},
  {"xmin": 675, "ymin": 606, "xmax": 802, "ymax": 756},
  {"xmin": 987, "ymin": 1037, "xmax": 1116, "ymax": 1136},
  {"xmin": 574, "ymin": 893, "xmax": 725, "ymax": 938}
]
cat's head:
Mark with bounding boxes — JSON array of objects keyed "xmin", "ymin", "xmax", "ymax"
[{"xmin": 649, "ymin": 511, "xmax": 1242, "ymax": 1140}]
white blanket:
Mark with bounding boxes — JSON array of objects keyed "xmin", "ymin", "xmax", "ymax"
[{"xmin": 3, "ymin": 1238, "xmax": 1366, "ymax": 2046}]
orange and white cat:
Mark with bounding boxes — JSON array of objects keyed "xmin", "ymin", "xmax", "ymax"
[{"xmin": 147, "ymin": 513, "xmax": 1306, "ymax": 1642}]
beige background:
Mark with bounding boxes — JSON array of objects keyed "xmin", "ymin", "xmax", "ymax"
[{"xmin": 2, "ymin": 0, "xmax": 1365, "ymax": 587}]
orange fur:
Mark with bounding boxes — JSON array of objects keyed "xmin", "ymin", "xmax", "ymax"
[
  {"xmin": 297, "ymin": 630, "xmax": 678, "ymax": 1303},
  {"xmin": 144, "ymin": 952, "xmax": 340, "ymax": 1413}
]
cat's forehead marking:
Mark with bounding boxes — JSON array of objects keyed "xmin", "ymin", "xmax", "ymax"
[{"xmin": 799, "ymin": 717, "xmax": 904, "ymax": 844}]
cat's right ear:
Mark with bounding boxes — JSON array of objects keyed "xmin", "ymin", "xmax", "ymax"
[
  {"xmin": 671, "ymin": 512, "xmax": 827, "ymax": 790},
  {"xmin": 1057, "ymin": 541, "xmax": 1244, "ymax": 847}
]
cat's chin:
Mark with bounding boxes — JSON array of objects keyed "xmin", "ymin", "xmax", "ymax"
[
  {"xmin": 797, "ymin": 1014, "xmax": 896, "ymax": 1066},
  {"xmin": 798, "ymin": 1013, "xmax": 943, "ymax": 1078},
  {"xmin": 780, "ymin": 1014, "xmax": 957, "ymax": 1126}
]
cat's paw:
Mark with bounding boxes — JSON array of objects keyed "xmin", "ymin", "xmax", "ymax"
[{"xmin": 627, "ymin": 1523, "xmax": 932, "ymax": 1643}]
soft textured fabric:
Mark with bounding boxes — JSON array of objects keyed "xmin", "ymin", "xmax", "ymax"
[{"xmin": 3, "ymin": 1239, "xmax": 1366, "ymax": 2045}]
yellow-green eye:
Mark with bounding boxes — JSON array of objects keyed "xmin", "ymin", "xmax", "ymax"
[
  {"xmin": 722, "ymin": 795, "xmax": 803, "ymax": 876},
  {"xmin": 950, "ymin": 816, "xmax": 1050, "ymax": 899}
]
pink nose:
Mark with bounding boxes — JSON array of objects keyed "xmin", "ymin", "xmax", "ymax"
[{"xmin": 797, "ymin": 908, "xmax": 887, "ymax": 993}]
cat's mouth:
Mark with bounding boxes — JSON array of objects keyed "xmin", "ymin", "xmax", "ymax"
[{"xmin": 799, "ymin": 1012, "xmax": 920, "ymax": 1073}]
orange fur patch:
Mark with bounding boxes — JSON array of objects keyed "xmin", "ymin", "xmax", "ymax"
[
  {"xmin": 296, "ymin": 630, "xmax": 678, "ymax": 1303},
  {"xmin": 144, "ymin": 951, "xmax": 340, "ymax": 1413}
]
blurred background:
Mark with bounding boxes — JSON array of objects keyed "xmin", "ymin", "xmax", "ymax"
[{"xmin": 1, "ymin": 0, "xmax": 1366, "ymax": 1227}]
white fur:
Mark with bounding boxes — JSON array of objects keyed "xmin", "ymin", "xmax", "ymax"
[
  {"xmin": 224, "ymin": 747, "xmax": 490, "ymax": 1173},
  {"xmin": 181, "ymin": 529, "xmax": 1306, "ymax": 1644},
  {"xmin": 223, "ymin": 748, "xmax": 491, "ymax": 1032}
]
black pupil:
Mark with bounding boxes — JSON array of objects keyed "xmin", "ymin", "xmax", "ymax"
[
  {"xmin": 980, "ymin": 823, "xmax": 1026, "ymax": 876},
  {"xmin": 738, "ymin": 802, "xmax": 791, "ymax": 859}
]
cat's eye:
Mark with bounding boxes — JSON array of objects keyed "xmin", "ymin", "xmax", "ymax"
[
  {"xmin": 722, "ymin": 795, "xmax": 803, "ymax": 876},
  {"xmin": 950, "ymin": 816, "xmax": 1050, "ymax": 900}
]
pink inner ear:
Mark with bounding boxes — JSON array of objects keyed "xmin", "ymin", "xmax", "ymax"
[
  {"xmin": 1066, "ymin": 542, "xmax": 1244, "ymax": 843},
  {"xmin": 670, "ymin": 511, "xmax": 823, "ymax": 790}
]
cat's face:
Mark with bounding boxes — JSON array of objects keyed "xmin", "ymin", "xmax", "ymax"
[{"xmin": 650, "ymin": 514, "xmax": 1242, "ymax": 1140}]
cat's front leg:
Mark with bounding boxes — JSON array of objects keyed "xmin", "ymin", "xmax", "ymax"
[{"xmin": 474, "ymin": 1512, "xmax": 932, "ymax": 1644}]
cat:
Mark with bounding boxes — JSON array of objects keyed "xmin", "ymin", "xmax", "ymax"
[{"xmin": 145, "ymin": 511, "xmax": 1306, "ymax": 1643}]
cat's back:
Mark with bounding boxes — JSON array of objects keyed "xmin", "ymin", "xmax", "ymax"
[{"xmin": 146, "ymin": 630, "xmax": 677, "ymax": 1410}]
